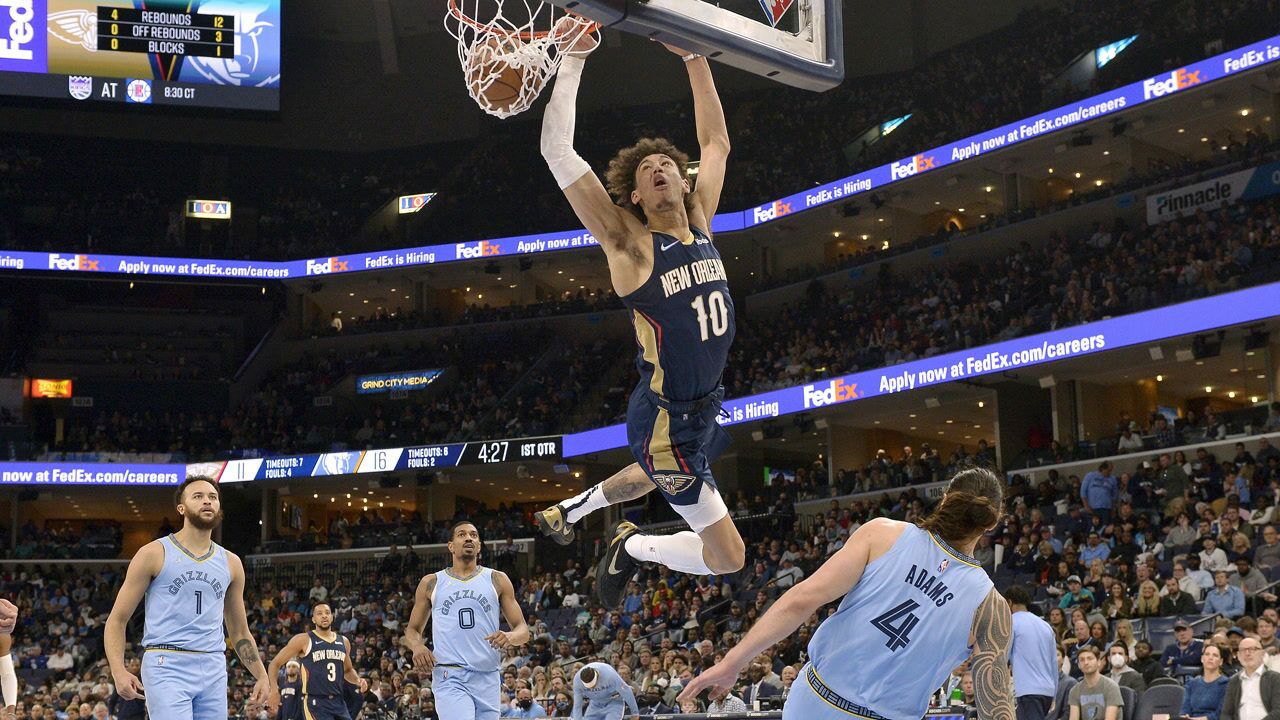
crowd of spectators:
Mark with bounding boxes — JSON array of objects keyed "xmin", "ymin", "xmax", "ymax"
[{"xmin": 3, "ymin": 0, "xmax": 1279, "ymax": 259}]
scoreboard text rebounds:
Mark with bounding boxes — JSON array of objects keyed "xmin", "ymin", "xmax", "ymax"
[{"xmin": 96, "ymin": 7, "xmax": 234, "ymax": 59}]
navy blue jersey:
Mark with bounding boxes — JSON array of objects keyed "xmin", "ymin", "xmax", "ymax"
[
  {"xmin": 279, "ymin": 678, "xmax": 302, "ymax": 720},
  {"xmin": 301, "ymin": 631, "xmax": 347, "ymax": 698},
  {"xmin": 621, "ymin": 227, "xmax": 735, "ymax": 402}
]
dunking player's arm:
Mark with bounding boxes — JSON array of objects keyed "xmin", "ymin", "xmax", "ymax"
[
  {"xmin": 677, "ymin": 518, "xmax": 901, "ymax": 702},
  {"xmin": 105, "ymin": 542, "xmax": 163, "ymax": 700},
  {"xmin": 403, "ymin": 574, "xmax": 437, "ymax": 672},
  {"xmin": 224, "ymin": 553, "xmax": 271, "ymax": 711},
  {"xmin": 968, "ymin": 589, "xmax": 1016, "ymax": 720},
  {"xmin": 486, "ymin": 571, "xmax": 531, "ymax": 650},
  {"xmin": 681, "ymin": 45, "xmax": 730, "ymax": 226}
]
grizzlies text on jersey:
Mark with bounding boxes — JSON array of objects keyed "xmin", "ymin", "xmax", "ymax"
[{"xmin": 432, "ymin": 567, "xmax": 500, "ymax": 671}]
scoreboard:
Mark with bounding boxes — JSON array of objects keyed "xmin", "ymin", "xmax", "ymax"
[
  {"xmin": 96, "ymin": 7, "xmax": 235, "ymax": 59},
  {"xmin": 212, "ymin": 436, "xmax": 566, "ymax": 483},
  {"xmin": 0, "ymin": 0, "xmax": 281, "ymax": 111}
]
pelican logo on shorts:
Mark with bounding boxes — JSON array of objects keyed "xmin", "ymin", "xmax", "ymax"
[
  {"xmin": 890, "ymin": 153, "xmax": 936, "ymax": 180},
  {"xmin": 1142, "ymin": 67, "xmax": 1202, "ymax": 99},
  {"xmin": 67, "ymin": 75, "xmax": 92, "ymax": 100},
  {"xmin": 651, "ymin": 472, "xmax": 696, "ymax": 495},
  {"xmin": 937, "ymin": 559, "xmax": 949, "ymax": 574},
  {"xmin": 305, "ymin": 257, "xmax": 350, "ymax": 275}
]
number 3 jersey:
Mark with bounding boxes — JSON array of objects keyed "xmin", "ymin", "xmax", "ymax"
[
  {"xmin": 432, "ymin": 567, "xmax": 500, "ymax": 672},
  {"xmin": 806, "ymin": 524, "xmax": 993, "ymax": 719},
  {"xmin": 621, "ymin": 227, "xmax": 735, "ymax": 403},
  {"xmin": 142, "ymin": 534, "xmax": 231, "ymax": 652}
]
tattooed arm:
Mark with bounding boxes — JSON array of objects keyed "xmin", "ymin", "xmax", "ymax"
[
  {"xmin": 969, "ymin": 587, "xmax": 1016, "ymax": 720},
  {"xmin": 224, "ymin": 552, "xmax": 270, "ymax": 710}
]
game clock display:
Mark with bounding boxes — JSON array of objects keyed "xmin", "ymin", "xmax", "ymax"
[{"xmin": 0, "ymin": 0, "xmax": 280, "ymax": 111}]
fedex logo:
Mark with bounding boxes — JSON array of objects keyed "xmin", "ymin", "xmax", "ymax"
[
  {"xmin": 47, "ymin": 253, "xmax": 99, "ymax": 271},
  {"xmin": 455, "ymin": 241, "xmax": 501, "ymax": 259},
  {"xmin": 752, "ymin": 200, "xmax": 793, "ymax": 224},
  {"xmin": 305, "ymin": 257, "xmax": 350, "ymax": 275},
  {"xmin": 803, "ymin": 378, "xmax": 858, "ymax": 408},
  {"xmin": 0, "ymin": 0, "xmax": 47, "ymax": 73},
  {"xmin": 890, "ymin": 154, "xmax": 936, "ymax": 180},
  {"xmin": 1142, "ymin": 68, "xmax": 1202, "ymax": 99}
]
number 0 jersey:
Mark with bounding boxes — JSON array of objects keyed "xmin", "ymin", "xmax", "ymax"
[
  {"xmin": 621, "ymin": 227, "xmax": 735, "ymax": 403},
  {"xmin": 432, "ymin": 566, "xmax": 500, "ymax": 672},
  {"xmin": 141, "ymin": 534, "xmax": 231, "ymax": 652},
  {"xmin": 805, "ymin": 524, "xmax": 993, "ymax": 719}
]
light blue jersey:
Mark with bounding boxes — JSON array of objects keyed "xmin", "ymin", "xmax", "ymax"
[
  {"xmin": 142, "ymin": 534, "xmax": 231, "ymax": 653},
  {"xmin": 432, "ymin": 566, "xmax": 500, "ymax": 671},
  {"xmin": 573, "ymin": 662, "xmax": 638, "ymax": 720},
  {"xmin": 1011, "ymin": 610, "xmax": 1059, "ymax": 698},
  {"xmin": 800, "ymin": 524, "xmax": 992, "ymax": 720}
]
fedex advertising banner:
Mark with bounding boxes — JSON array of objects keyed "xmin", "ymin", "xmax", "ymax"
[
  {"xmin": 0, "ymin": 462, "xmax": 184, "ymax": 485},
  {"xmin": 563, "ymin": 279, "xmax": 1280, "ymax": 457},
  {"xmin": 3, "ymin": 35, "xmax": 1278, "ymax": 280},
  {"xmin": 1146, "ymin": 161, "xmax": 1280, "ymax": 224}
]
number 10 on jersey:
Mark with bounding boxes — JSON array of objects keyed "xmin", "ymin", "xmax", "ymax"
[{"xmin": 691, "ymin": 290, "xmax": 730, "ymax": 341}]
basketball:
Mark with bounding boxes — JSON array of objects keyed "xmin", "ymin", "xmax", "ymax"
[{"xmin": 465, "ymin": 36, "xmax": 527, "ymax": 114}]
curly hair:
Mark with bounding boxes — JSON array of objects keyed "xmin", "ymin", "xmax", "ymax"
[{"xmin": 604, "ymin": 137, "xmax": 693, "ymax": 222}]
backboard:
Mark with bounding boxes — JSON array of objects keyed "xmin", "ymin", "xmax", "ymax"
[{"xmin": 547, "ymin": 0, "xmax": 844, "ymax": 91}]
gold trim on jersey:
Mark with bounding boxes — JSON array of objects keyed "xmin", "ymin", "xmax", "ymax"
[
  {"xmin": 443, "ymin": 566, "xmax": 487, "ymax": 582},
  {"xmin": 631, "ymin": 310, "xmax": 665, "ymax": 396},
  {"xmin": 646, "ymin": 408, "xmax": 680, "ymax": 473},
  {"xmin": 927, "ymin": 532, "xmax": 981, "ymax": 568}
]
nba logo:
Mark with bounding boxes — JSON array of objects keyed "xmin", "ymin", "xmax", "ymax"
[
  {"xmin": 67, "ymin": 75, "xmax": 91, "ymax": 100},
  {"xmin": 125, "ymin": 78, "xmax": 152, "ymax": 104},
  {"xmin": 937, "ymin": 559, "xmax": 949, "ymax": 574}
]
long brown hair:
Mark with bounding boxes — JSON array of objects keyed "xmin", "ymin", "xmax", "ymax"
[{"xmin": 918, "ymin": 467, "xmax": 1003, "ymax": 545}]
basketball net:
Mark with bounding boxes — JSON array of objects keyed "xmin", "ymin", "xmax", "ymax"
[{"xmin": 445, "ymin": 0, "xmax": 599, "ymax": 119}]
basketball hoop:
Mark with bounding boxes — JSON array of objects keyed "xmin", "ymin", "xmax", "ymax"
[{"xmin": 445, "ymin": 0, "xmax": 599, "ymax": 119}]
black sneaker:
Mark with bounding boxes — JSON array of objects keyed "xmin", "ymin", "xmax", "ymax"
[
  {"xmin": 534, "ymin": 504, "xmax": 575, "ymax": 545},
  {"xmin": 595, "ymin": 521, "xmax": 641, "ymax": 608}
]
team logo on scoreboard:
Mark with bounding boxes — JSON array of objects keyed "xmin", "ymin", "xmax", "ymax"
[
  {"xmin": 67, "ymin": 75, "xmax": 92, "ymax": 100},
  {"xmin": 47, "ymin": 9, "xmax": 96, "ymax": 52},
  {"xmin": 185, "ymin": 1, "xmax": 281, "ymax": 89},
  {"xmin": 757, "ymin": 0, "xmax": 795, "ymax": 27},
  {"xmin": 125, "ymin": 78, "xmax": 152, "ymax": 103},
  {"xmin": 651, "ymin": 473, "xmax": 696, "ymax": 496}
]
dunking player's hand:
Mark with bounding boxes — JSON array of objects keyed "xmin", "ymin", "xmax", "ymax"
[
  {"xmin": 411, "ymin": 643, "xmax": 437, "ymax": 673},
  {"xmin": 554, "ymin": 15, "xmax": 598, "ymax": 57}
]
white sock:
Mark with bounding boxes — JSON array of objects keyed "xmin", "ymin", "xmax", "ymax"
[
  {"xmin": 625, "ymin": 531, "xmax": 713, "ymax": 575},
  {"xmin": 562, "ymin": 484, "xmax": 611, "ymax": 524},
  {"xmin": 0, "ymin": 653, "xmax": 16, "ymax": 705}
]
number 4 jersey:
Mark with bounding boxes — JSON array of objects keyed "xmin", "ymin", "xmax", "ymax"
[
  {"xmin": 432, "ymin": 567, "xmax": 500, "ymax": 672},
  {"xmin": 142, "ymin": 534, "xmax": 230, "ymax": 652},
  {"xmin": 805, "ymin": 524, "xmax": 993, "ymax": 719},
  {"xmin": 622, "ymin": 227, "xmax": 735, "ymax": 403}
]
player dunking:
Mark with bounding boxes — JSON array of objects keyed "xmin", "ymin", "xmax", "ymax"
[
  {"xmin": 535, "ymin": 29, "xmax": 745, "ymax": 607},
  {"xmin": 680, "ymin": 468, "xmax": 1017, "ymax": 720},
  {"xmin": 265, "ymin": 603, "xmax": 367, "ymax": 719},
  {"xmin": 402, "ymin": 521, "xmax": 531, "ymax": 720},
  {"xmin": 106, "ymin": 477, "xmax": 270, "ymax": 720}
]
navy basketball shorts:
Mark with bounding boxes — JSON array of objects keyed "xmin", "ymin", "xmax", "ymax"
[
  {"xmin": 626, "ymin": 384, "xmax": 731, "ymax": 532},
  {"xmin": 301, "ymin": 695, "xmax": 351, "ymax": 720}
]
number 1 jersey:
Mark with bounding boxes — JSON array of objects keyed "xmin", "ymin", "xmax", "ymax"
[
  {"xmin": 806, "ymin": 524, "xmax": 993, "ymax": 719},
  {"xmin": 621, "ymin": 227, "xmax": 735, "ymax": 403},
  {"xmin": 142, "ymin": 534, "xmax": 230, "ymax": 652}
]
